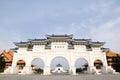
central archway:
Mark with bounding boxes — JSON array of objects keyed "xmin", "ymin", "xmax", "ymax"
[{"xmin": 50, "ymin": 56, "xmax": 69, "ymax": 74}]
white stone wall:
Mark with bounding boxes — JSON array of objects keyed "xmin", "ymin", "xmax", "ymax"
[
  {"xmin": 33, "ymin": 45, "xmax": 45, "ymax": 52},
  {"xmin": 51, "ymin": 42, "xmax": 68, "ymax": 51},
  {"xmin": 74, "ymin": 45, "xmax": 86, "ymax": 52},
  {"xmin": 10, "ymin": 41, "xmax": 108, "ymax": 75}
]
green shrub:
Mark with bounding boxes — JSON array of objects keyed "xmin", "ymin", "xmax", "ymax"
[
  {"xmin": 76, "ymin": 68, "xmax": 83, "ymax": 73},
  {"xmin": 34, "ymin": 68, "xmax": 43, "ymax": 74},
  {"xmin": 116, "ymin": 67, "xmax": 120, "ymax": 72},
  {"xmin": 0, "ymin": 68, "xmax": 4, "ymax": 72}
]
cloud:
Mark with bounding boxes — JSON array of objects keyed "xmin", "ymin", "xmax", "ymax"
[
  {"xmin": 89, "ymin": 18, "xmax": 120, "ymax": 52},
  {"xmin": 0, "ymin": 41, "xmax": 13, "ymax": 51},
  {"xmin": 0, "ymin": 0, "xmax": 120, "ymax": 53},
  {"xmin": 43, "ymin": 23, "xmax": 87, "ymax": 37},
  {"xmin": 0, "ymin": 31, "xmax": 24, "ymax": 51}
]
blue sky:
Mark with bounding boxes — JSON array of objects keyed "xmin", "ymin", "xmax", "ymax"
[{"xmin": 0, "ymin": 0, "xmax": 120, "ymax": 53}]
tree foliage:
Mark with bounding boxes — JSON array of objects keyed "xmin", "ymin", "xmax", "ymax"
[
  {"xmin": 34, "ymin": 68, "xmax": 43, "ymax": 74},
  {"xmin": 76, "ymin": 68, "xmax": 83, "ymax": 73},
  {"xmin": 112, "ymin": 54, "xmax": 120, "ymax": 72},
  {"xmin": 0, "ymin": 56, "xmax": 5, "ymax": 72}
]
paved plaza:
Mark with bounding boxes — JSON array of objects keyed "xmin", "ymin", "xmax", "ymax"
[{"xmin": 0, "ymin": 74, "xmax": 120, "ymax": 80}]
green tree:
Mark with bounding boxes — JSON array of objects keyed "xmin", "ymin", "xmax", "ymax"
[
  {"xmin": 0, "ymin": 56, "xmax": 5, "ymax": 72},
  {"xmin": 112, "ymin": 54, "xmax": 120, "ymax": 72}
]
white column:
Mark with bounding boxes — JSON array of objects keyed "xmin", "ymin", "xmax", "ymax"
[
  {"xmin": 101, "ymin": 52, "xmax": 108, "ymax": 73},
  {"xmin": 69, "ymin": 52, "xmax": 76, "ymax": 75},
  {"xmin": 10, "ymin": 56, "xmax": 19, "ymax": 74},
  {"xmin": 87, "ymin": 66, "xmax": 95, "ymax": 74},
  {"xmin": 70, "ymin": 66, "xmax": 76, "ymax": 75},
  {"xmin": 69, "ymin": 52, "xmax": 72, "ymax": 74},
  {"xmin": 103, "ymin": 52, "xmax": 108, "ymax": 66},
  {"xmin": 21, "ymin": 66, "xmax": 32, "ymax": 74},
  {"xmin": 10, "ymin": 66, "xmax": 19, "ymax": 74},
  {"xmin": 43, "ymin": 53, "xmax": 51, "ymax": 75},
  {"xmin": 87, "ymin": 52, "xmax": 94, "ymax": 74},
  {"xmin": 43, "ymin": 66, "xmax": 51, "ymax": 75}
]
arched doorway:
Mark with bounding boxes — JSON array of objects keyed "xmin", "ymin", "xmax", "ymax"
[
  {"xmin": 50, "ymin": 56, "xmax": 69, "ymax": 74},
  {"xmin": 31, "ymin": 58, "xmax": 44, "ymax": 74},
  {"xmin": 16, "ymin": 59, "xmax": 26, "ymax": 73},
  {"xmin": 75, "ymin": 58, "xmax": 88, "ymax": 74},
  {"xmin": 94, "ymin": 59, "xmax": 103, "ymax": 70}
]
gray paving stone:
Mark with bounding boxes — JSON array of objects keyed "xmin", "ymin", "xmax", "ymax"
[{"xmin": 0, "ymin": 74, "xmax": 120, "ymax": 80}]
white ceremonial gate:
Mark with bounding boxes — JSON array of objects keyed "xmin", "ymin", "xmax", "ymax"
[{"xmin": 4, "ymin": 35, "xmax": 112, "ymax": 75}]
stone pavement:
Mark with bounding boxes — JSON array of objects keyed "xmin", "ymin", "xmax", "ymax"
[{"xmin": 0, "ymin": 74, "xmax": 120, "ymax": 80}]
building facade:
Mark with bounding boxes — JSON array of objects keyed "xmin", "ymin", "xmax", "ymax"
[
  {"xmin": 0, "ymin": 50, "xmax": 13, "ymax": 69},
  {"xmin": 106, "ymin": 50, "xmax": 120, "ymax": 72},
  {"xmin": 4, "ymin": 35, "xmax": 111, "ymax": 75}
]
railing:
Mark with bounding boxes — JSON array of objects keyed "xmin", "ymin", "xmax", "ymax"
[
  {"xmin": 45, "ymin": 46, "xmax": 51, "ymax": 49},
  {"xmin": 27, "ymin": 48, "xmax": 33, "ymax": 51},
  {"xmin": 86, "ymin": 48, "xmax": 92, "ymax": 51},
  {"xmin": 68, "ymin": 46, "xmax": 74, "ymax": 49}
]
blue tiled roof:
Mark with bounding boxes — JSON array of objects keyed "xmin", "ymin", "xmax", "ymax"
[
  {"xmin": 91, "ymin": 42, "xmax": 105, "ymax": 44},
  {"xmin": 101, "ymin": 48, "xmax": 109, "ymax": 50},
  {"xmin": 47, "ymin": 34, "xmax": 73, "ymax": 37},
  {"xmin": 74, "ymin": 39, "xmax": 90, "ymax": 41},
  {"xmin": 14, "ymin": 42, "xmax": 29, "ymax": 44},
  {"xmin": 30, "ymin": 39, "xmax": 46, "ymax": 41},
  {"xmin": 10, "ymin": 48, "xmax": 18, "ymax": 50}
]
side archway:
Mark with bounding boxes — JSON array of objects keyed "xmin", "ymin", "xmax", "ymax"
[
  {"xmin": 75, "ymin": 58, "xmax": 88, "ymax": 74},
  {"xmin": 50, "ymin": 56, "xmax": 69, "ymax": 74},
  {"xmin": 31, "ymin": 58, "xmax": 45, "ymax": 74},
  {"xmin": 16, "ymin": 59, "xmax": 26, "ymax": 73},
  {"xmin": 94, "ymin": 59, "xmax": 103, "ymax": 69}
]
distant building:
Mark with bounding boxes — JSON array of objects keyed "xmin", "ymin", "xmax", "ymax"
[
  {"xmin": 106, "ymin": 50, "xmax": 120, "ymax": 72},
  {"xmin": 0, "ymin": 50, "xmax": 13, "ymax": 69},
  {"xmin": 51, "ymin": 64, "xmax": 67, "ymax": 73}
]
